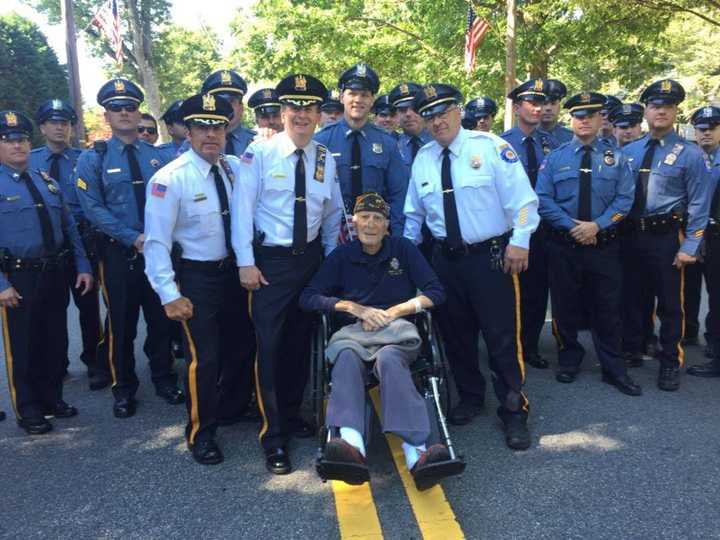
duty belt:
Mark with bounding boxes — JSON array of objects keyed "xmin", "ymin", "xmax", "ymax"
[
  {"xmin": 255, "ymin": 236, "xmax": 321, "ymax": 257},
  {"xmin": 547, "ymin": 225, "xmax": 620, "ymax": 248},
  {"xmin": 2, "ymin": 249, "xmax": 70, "ymax": 272},
  {"xmin": 707, "ymin": 219, "xmax": 720, "ymax": 238},
  {"xmin": 180, "ymin": 256, "xmax": 236, "ymax": 271},
  {"xmin": 625, "ymin": 212, "xmax": 685, "ymax": 234},
  {"xmin": 436, "ymin": 231, "xmax": 511, "ymax": 261}
]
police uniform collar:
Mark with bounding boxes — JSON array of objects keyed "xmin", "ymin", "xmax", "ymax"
[
  {"xmin": 570, "ymin": 137, "xmax": 598, "ymax": 153},
  {"xmin": 109, "ymin": 135, "xmax": 140, "ymax": 152},
  {"xmin": 434, "ymin": 127, "xmax": 465, "ymax": 159},
  {"xmin": 277, "ymin": 131, "xmax": 314, "ymax": 158},
  {"xmin": 0, "ymin": 163, "xmax": 26, "ymax": 179},
  {"xmin": 344, "ymin": 127, "xmax": 367, "ymax": 140},
  {"xmin": 348, "ymin": 237, "xmax": 392, "ymax": 263},
  {"xmin": 187, "ymin": 148, "xmax": 215, "ymax": 178},
  {"xmin": 44, "ymin": 145, "xmax": 71, "ymax": 162},
  {"xmin": 651, "ymin": 130, "xmax": 679, "ymax": 148}
]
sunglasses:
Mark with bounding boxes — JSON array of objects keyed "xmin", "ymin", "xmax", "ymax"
[
  {"xmin": 138, "ymin": 126, "xmax": 158, "ymax": 135},
  {"xmin": 107, "ymin": 103, "xmax": 139, "ymax": 113}
]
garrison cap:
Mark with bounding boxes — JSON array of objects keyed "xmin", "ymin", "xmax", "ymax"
[
  {"xmin": 201, "ymin": 70, "xmax": 248, "ymax": 99},
  {"xmin": 691, "ymin": 105, "xmax": 720, "ymax": 129},
  {"xmin": 179, "ymin": 93, "xmax": 233, "ymax": 126},
  {"xmin": 389, "ymin": 82, "xmax": 422, "ymax": 109},
  {"xmin": 248, "ymin": 88, "xmax": 281, "ymax": 115},
  {"xmin": 609, "ymin": 103, "xmax": 644, "ymax": 128},
  {"xmin": 276, "ymin": 74, "xmax": 327, "ymax": 107},
  {"xmin": 508, "ymin": 79, "xmax": 547, "ymax": 102},
  {"xmin": 563, "ymin": 92, "xmax": 606, "ymax": 118},
  {"xmin": 640, "ymin": 79, "xmax": 685, "ymax": 106},
  {"xmin": 543, "ymin": 79, "xmax": 568, "ymax": 101},
  {"xmin": 0, "ymin": 110, "xmax": 33, "ymax": 140},
  {"xmin": 338, "ymin": 63, "xmax": 380, "ymax": 94},
  {"xmin": 35, "ymin": 99, "xmax": 77, "ymax": 125},
  {"xmin": 372, "ymin": 95, "xmax": 396, "ymax": 115},
  {"xmin": 601, "ymin": 95, "xmax": 623, "ymax": 115},
  {"xmin": 97, "ymin": 78, "xmax": 144, "ymax": 108},
  {"xmin": 415, "ymin": 84, "xmax": 463, "ymax": 119},
  {"xmin": 160, "ymin": 100, "xmax": 184, "ymax": 124},
  {"xmin": 321, "ymin": 89, "xmax": 343, "ymax": 112},
  {"xmin": 353, "ymin": 192, "xmax": 389, "ymax": 218}
]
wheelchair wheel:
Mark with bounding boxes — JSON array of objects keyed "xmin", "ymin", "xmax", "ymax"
[{"xmin": 310, "ymin": 316, "xmax": 328, "ymax": 433}]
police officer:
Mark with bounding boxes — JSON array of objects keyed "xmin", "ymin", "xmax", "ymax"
[
  {"xmin": 201, "ymin": 70, "xmax": 256, "ymax": 157},
  {"xmin": 610, "ymin": 103, "xmax": 644, "ymax": 147},
  {"xmin": 389, "ymin": 82, "xmax": 432, "ymax": 168},
  {"xmin": 686, "ymin": 106, "xmax": 720, "ymax": 377},
  {"xmin": 404, "ymin": 84, "xmax": 539, "ymax": 449},
  {"xmin": 29, "ymin": 99, "xmax": 108, "ymax": 390},
  {"xmin": 158, "ymin": 100, "xmax": 187, "ymax": 157},
  {"xmin": 600, "ymin": 95, "xmax": 623, "ymax": 147},
  {"xmin": 536, "ymin": 92, "xmax": 641, "ymax": 395},
  {"xmin": 233, "ymin": 73, "xmax": 343, "ymax": 475},
  {"xmin": 0, "ymin": 111, "xmax": 92, "ymax": 434},
  {"xmin": 502, "ymin": 79, "xmax": 558, "ymax": 369},
  {"xmin": 320, "ymin": 89, "xmax": 343, "ymax": 128},
  {"xmin": 621, "ymin": 79, "xmax": 711, "ymax": 391},
  {"xmin": 138, "ymin": 113, "xmax": 159, "ymax": 145},
  {"xmin": 74, "ymin": 79, "xmax": 184, "ymax": 418},
  {"xmin": 371, "ymin": 94, "xmax": 398, "ymax": 135},
  {"xmin": 539, "ymin": 79, "xmax": 573, "ymax": 145},
  {"xmin": 461, "ymin": 97, "xmax": 498, "ymax": 132},
  {"xmin": 315, "ymin": 63, "xmax": 409, "ymax": 236},
  {"xmin": 248, "ymin": 88, "xmax": 283, "ymax": 132}
]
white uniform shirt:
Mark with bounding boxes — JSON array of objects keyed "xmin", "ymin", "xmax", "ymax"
[
  {"xmin": 231, "ymin": 131, "xmax": 343, "ymax": 266},
  {"xmin": 403, "ymin": 127, "xmax": 540, "ymax": 249},
  {"xmin": 144, "ymin": 148, "xmax": 236, "ymax": 305}
]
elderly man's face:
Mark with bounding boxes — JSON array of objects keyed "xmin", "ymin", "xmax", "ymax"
[{"xmin": 354, "ymin": 210, "xmax": 388, "ymax": 250}]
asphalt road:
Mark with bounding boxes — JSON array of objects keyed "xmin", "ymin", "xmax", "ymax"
[{"xmin": 1, "ymin": 301, "xmax": 719, "ymax": 540}]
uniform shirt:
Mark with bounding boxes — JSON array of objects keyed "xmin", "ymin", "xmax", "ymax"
[
  {"xmin": 315, "ymin": 118, "xmax": 409, "ymax": 236},
  {"xmin": 501, "ymin": 126, "xmax": 557, "ymax": 175},
  {"xmin": 144, "ymin": 149, "xmax": 238, "ymax": 305},
  {"xmin": 403, "ymin": 128, "xmax": 540, "ymax": 249},
  {"xmin": 299, "ymin": 236, "xmax": 445, "ymax": 317},
  {"xmin": 226, "ymin": 126, "xmax": 256, "ymax": 157},
  {"xmin": 231, "ymin": 130, "xmax": 344, "ymax": 267},
  {"xmin": 0, "ymin": 164, "xmax": 90, "ymax": 291},
  {"xmin": 624, "ymin": 131, "xmax": 711, "ymax": 256},
  {"xmin": 156, "ymin": 141, "xmax": 184, "ymax": 162},
  {"xmin": 705, "ymin": 147, "xmax": 720, "ymax": 219},
  {"xmin": 29, "ymin": 145, "xmax": 84, "ymax": 221},
  {"xmin": 536, "ymin": 137, "xmax": 635, "ymax": 231},
  {"xmin": 599, "ymin": 134, "xmax": 618, "ymax": 148},
  {"xmin": 74, "ymin": 136, "xmax": 170, "ymax": 248},
  {"xmin": 398, "ymin": 129, "xmax": 433, "ymax": 168},
  {"xmin": 538, "ymin": 124, "xmax": 574, "ymax": 146}
]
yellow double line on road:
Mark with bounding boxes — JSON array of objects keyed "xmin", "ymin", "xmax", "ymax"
[{"xmin": 329, "ymin": 389, "xmax": 464, "ymax": 539}]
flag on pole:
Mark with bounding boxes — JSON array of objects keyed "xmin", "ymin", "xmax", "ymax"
[
  {"xmin": 464, "ymin": 7, "xmax": 490, "ymax": 74},
  {"xmin": 90, "ymin": 0, "xmax": 124, "ymax": 65}
]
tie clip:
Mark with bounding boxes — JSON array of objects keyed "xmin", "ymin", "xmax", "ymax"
[
  {"xmin": 443, "ymin": 188, "xmax": 454, "ymax": 194},
  {"xmin": 295, "ymin": 196, "xmax": 306, "ymax": 202},
  {"xmin": 132, "ymin": 180, "xmax": 143, "ymax": 185},
  {"xmin": 350, "ymin": 165, "xmax": 361, "ymax": 170},
  {"xmin": 579, "ymin": 168, "xmax": 592, "ymax": 173},
  {"xmin": 639, "ymin": 168, "xmax": 651, "ymax": 173}
]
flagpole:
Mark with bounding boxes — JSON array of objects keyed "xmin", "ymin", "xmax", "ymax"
[
  {"xmin": 504, "ymin": 0, "xmax": 517, "ymax": 131},
  {"xmin": 61, "ymin": 0, "xmax": 86, "ymax": 146}
]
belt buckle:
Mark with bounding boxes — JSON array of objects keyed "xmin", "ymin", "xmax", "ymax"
[{"xmin": 291, "ymin": 249, "xmax": 306, "ymax": 256}]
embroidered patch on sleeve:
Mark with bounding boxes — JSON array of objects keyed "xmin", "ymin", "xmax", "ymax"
[{"xmin": 151, "ymin": 183, "xmax": 167, "ymax": 198}]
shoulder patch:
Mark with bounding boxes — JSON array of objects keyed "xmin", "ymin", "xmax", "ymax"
[
  {"xmin": 77, "ymin": 178, "xmax": 88, "ymax": 191},
  {"xmin": 500, "ymin": 147, "xmax": 519, "ymax": 163},
  {"xmin": 151, "ymin": 182, "xmax": 167, "ymax": 198},
  {"xmin": 240, "ymin": 151, "xmax": 254, "ymax": 164}
]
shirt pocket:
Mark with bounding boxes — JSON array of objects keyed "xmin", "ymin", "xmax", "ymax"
[
  {"xmin": 596, "ymin": 168, "xmax": 620, "ymax": 205},
  {"xmin": 455, "ymin": 171, "xmax": 494, "ymax": 210},
  {"xmin": 0, "ymin": 197, "xmax": 32, "ymax": 234},
  {"xmin": 552, "ymin": 170, "xmax": 577, "ymax": 203},
  {"xmin": 653, "ymin": 161, "xmax": 685, "ymax": 200},
  {"xmin": 103, "ymin": 169, "xmax": 135, "ymax": 204},
  {"xmin": 364, "ymin": 152, "xmax": 389, "ymax": 193},
  {"xmin": 307, "ymin": 178, "xmax": 331, "ymax": 217},
  {"xmin": 184, "ymin": 200, "xmax": 221, "ymax": 239}
]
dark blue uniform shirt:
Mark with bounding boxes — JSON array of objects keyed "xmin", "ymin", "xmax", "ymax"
[
  {"xmin": 501, "ymin": 126, "xmax": 557, "ymax": 175},
  {"xmin": 29, "ymin": 145, "xmax": 83, "ymax": 221},
  {"xmin": 398, "ymin": 129, "xmax": 432, "ymax": 168},
  {"xmin": 538, "ymin": 124, "xmax": 574, "ymax": 146}
]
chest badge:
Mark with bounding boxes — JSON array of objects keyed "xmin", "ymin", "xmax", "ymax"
[
  {"xmin": 664, "ymin": 153, "xmax": 677, "ymax": 165},
  {"xmin": 470, "ymin": 155, "xmax": 482, "ymax": 169},
  {"xmin": 388, "ymin": 257, "xmax": 403, "ymax": 276},
  {"xmin": 47, "ymin": 183, "xmax": 59, "ymax": 194},
  {"xmin": 372, "ymin": 143, "xmax": 383, "ymax": 154},
  {"xmin": 150, "ymin": 159, "xmax": 160, "ymax": 168},
  {"xmin": 604, "ymin": 150, "xmax": 615, "ymax": 166}
]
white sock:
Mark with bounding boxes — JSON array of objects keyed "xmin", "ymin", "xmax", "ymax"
[
  {"xmin": 339, "ymin": 427, "xmax": 366, "ymax": 457},
  {"xmin": 402, "ymin": 442, "xmax": 427, "ymax": 470}
]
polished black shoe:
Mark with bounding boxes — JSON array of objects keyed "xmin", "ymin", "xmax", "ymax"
[
  {"xmin": 601, "ymin": 372, "xmax": 642, "ymax": 396},
  {"xmin": 555, "ymin": 371, "xmax": 576, "ymax": 383},
  {"xmin": 0, "ymin": 410, "xmax": 5, "ymax": 422},
  {"xmin": 682, "ymin": 335, "xmax": 700, "ymax": 346},
  {"xmin": 18, "ymin": 417, "xmax": 53, "ymax": 435},
  {"xmin": 705, "ymin": 344, "xmax": 714, "ymax": 359},
  {"xmin": 525, "ymin": 353, "xmax": 549, "ymax": 369},
  {"xmin": 171, "ymin": 340, "xmax": 185, "ymax": 360},
  {"xmin": 44, "ymin": 400, "xmax": 78, "ymax": 419},
  {"xmin": 686, "ymin": 360, "xmax": 720, "ymax": 378},
  {"xmin": 623, "ymin": 352, "xmax": 644, "ymax": 368},
  {"xmin": 288, "ymin": 417, "xmax": 315, "ymax": 438},
  {"xmin": 658, "ymin": 365, "xmax": 680, "ymax": 391},
  {"xmin": 448, "ymin": 399, "xmax": 484, "ymax": 426},
  {"xmin": 113, "ymin": 398, "xmax": 137, "ymax": 418},
  {"xmin": 156, "ymin": 384, "xmax": 185, "ymax": 405},
  {"xmin": 503, "ymin": 415, "xmax": 531, "ymax": 451},
  {"xmin": 88, "ymin": 372, "xmax": 111, "ymax": 391},
  {"xmin": 188, "ymin": 439, "xmax": 224, "ymax": 465},
  {"xmin": 265, "ymin": 447, "xmax": 292, "ymax": 475}
]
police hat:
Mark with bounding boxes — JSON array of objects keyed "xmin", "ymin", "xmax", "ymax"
[
  {"xmin": 179, "ymin": 93, "xmax": 233, "ymax": 126},
  {"xmin": 372, "ymin": 95, "xmax": 396, "ymax": 115},
  {"xmin": 389, "ymin": 82, "xmax": 422, "ymax": 109},
  {"xmin": 609, "ymin": 103, "xmax": 644, "ymax": 128},
  {"xmin": 35, "ymin": 99, "xmax": 77, "ymax": 125},
  {"xmin": 0, "ymin": 110, "xmax": 33, "ymax": 140},
  {"xmin": 248, "ymin": 88, "xmax": 281, "ymax": 115},
  {"xmin": 338, "ymin": 63, "xmax": 380, "ymax": 94},
  {"xmin": 201, "ymin": 70, "xmax": 248, "ymax": 100},
  {"xmin": 508, "ymin": 79, "xmax": 547, "ymax": 102},
  {"xmin": 415, "ymin": 84, "xmax": 463, "ymax": 119},
  {"xmin": 601, "ymin": 95, "xmax": 623, "ymax": 115},
  {"xmin": 563, "ymin": 92, "xmax": 606, "ymax": 117},
  {"xmin": 691, "ymin": 106, "xmax": 720, "ymax": 130},
  {"xmin": 464, "ymin": 97, "xmax": 498, "ymax": 119},
  {"xmin": 321, "ymin": 89, "xmax": 343, "ymax": 112},
  {"xmin": 161, "ymin": 100, "xmax": 184, "ymax": 124},
  {"xmin": 353, "ymin": 192, "xmax": 389, "ymax": 218},
  {"xmin": 543, "ymin": 79, "xmax": 568, "ymax": 101},
  {"xmin": 276, "ymin": 74, "xmax": 327, "ymax": 107},
  {"xmin": 97, "ymin": 78, "xmax": 144, "ymax": 108},
  {"xmin": 640, "ymin": 79, "xmax": 685, "ymax": 106}
]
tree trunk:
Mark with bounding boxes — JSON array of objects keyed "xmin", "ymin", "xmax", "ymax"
[
  {"xmin": 61, "ymin": 0, "xmax": 86, "ymax": 146},
  {"xmin": 504, "ymin": 0, "xmax": 517, "ymax": 131}
]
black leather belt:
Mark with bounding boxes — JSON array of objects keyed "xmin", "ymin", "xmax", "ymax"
[
  {"xmin": 180, "ymin": 257, "xmax": 236, "ymax": 271},
  {"xmin": 436, "ymin": 231, "xmax": 511, "ymax": 257},
  {"xmin": 255, "ymin": 236, "xmax": 320, "ymax": 256},
  {"xmin": 625, "ymin": 212, "xmax": 685, "ymax": 234},
  {"xmin": 707, "ymin": 219, "xmax": 720, "ymax": 238},
  {"xmin": 3, "ymin": 250, "xmax": 70, "ymax": 272},
  {"xmin": 547, "ymin": 225, "xmax": 621, "ymax": 248}
]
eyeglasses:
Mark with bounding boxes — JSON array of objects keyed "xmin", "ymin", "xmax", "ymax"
[
  {"xmin": 425, "ymin": 106, "xmax": 459, "ymax": 122},
  {"xmin": 106, "ymin": 103, "xmax": 139, "ymax": 113},
  {"xmin": 138, "ymin": 126, "xmax": 158, "ymax": 135}
]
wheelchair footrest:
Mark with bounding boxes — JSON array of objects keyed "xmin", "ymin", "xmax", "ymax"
[
  {"xmin": 316, "ymin": 457, "xmax": 370, "ymax": 485},
  {"xmin": 412, "ymin": 458, "xmax": 466, "ymax": 492}
]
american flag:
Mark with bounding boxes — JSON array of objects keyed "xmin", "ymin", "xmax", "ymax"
[
  {"xmin": 90, "ymin": 0, "xmax": 123, "ymax": 65},
  {"xmin": 464, "ymin": 7, "xmax": 490, "ymax": 74}
]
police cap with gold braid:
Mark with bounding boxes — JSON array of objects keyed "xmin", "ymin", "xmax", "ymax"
[
  {"xmin": 201, "ymin": 69, "xmax": 248, "ymax": 100},
  {"xmin": 640, "ymin": 79, "xmax": 686, "ymax": 106},
  {"xmin": 276, "ymin": 74, "xmax": 327, "ymax": 107},
  {"xmin": 97, "ymin": 78, "xmax": 144, "ymax": 108},
  {"xmin": 508, "ymin": 79, "xmax": 548, "ymax": 103},
  {"xmin": 415, "ymin": 83, "xmax": 463, "ymax": 119},
  {"xmin": 563, "ymin": 92, "xmax": 606, "ymax": 118},
  {"xmin": 179, "ymin": 93, "xmax": 233, "ymax": 126},
  {"xmin": 0, "ymin": 110, "xmax": 33, "ymax": 140},
  {"xmin": 248, "ymin": 88, "xmax": 281, "ymax": 115}
]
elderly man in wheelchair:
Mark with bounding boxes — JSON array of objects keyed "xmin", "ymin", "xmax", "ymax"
[{"xmin": 299, "ymin": 193, "xmax": 465, "ymax": 491}]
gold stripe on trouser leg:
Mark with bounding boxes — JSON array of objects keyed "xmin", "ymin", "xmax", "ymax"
[
  {"xmin": 511, "ymin": 273, "xmax": 526, "ymax": 382},
  {"xmin": 98, "ymin": 262, "xmax": 117, "ymax": 385},
  {"xmin": 677, "ymin": 230, "xmax": 686, "ymax": 367},
  {"xmin": 2, "ymin": 306, "xmax": 20, "ymax": 419},
  {"xmin": 551, "ymin": 318, "xmax": 564, "ymax": 350},
  {"xmin": 180, "ymin": 320, "xmax": 201, "ymax": 444},
  {"xmin": 247, "ymin": 291, "xmax": 269, "ymax": 442}
]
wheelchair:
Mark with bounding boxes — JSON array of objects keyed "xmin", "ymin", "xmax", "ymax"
[{"xmin": 310, "ymin": 310, "xmax": 466, "ymax": 490}]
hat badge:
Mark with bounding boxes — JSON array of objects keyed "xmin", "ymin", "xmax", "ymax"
[
  {"xmin": 114, "ymin": 80, "xmax": 126, "ymax": 93},
  {"xmin": 262, "ymin": 89, "xmax": 272, "ymax": 99},
  {"xmin": 5, "ymin": 112, "xmax": 18, "ymax": 127},
  {"xmin": 476, "ymin": 98, "xmax": 485, "ymax": 108},
  {"xmin": 580, "ymin": 93, "xmax": 591, "ymax": 104},
  {"xmin": 202, "ymin": 93, "xmax": 216, "ymax": 111},
  {"xmin": 533, "ymin": 80, "xmax": 544, "ymax": 92},
  {"xmin": 704, "ymin": 107, "xmax": 713, "ymax": 118},
  {"xmin": 424, "ymin": 85, "xmax": 437, "ymax": 99},
  {"xmin": 330, "ymin": 89, "xmax": 340, "ymax": 100},
  {"xmin": 52, "ymin": 99, "xmax": 63, "ymax": 110},
  {"xmin": 221, "ymin": 71, "xmax": 232, "ymax": 84},
  {"xmin": 399, "ymin": 83, "xmax": 409, "ymax": 95},
  {"xmin": 356, "ymin": 63, "xmax": 367, "ymax": 77},
  {"xmin": 623, "ymin": 104, "xmax": 631, "ymax": 114},
  {"xmin": 294, "ymin": 75, "xmax": 307, "ymax": 91},
  {"xmin": 660, "ymin": 80, "xmax": 672, "ymax": 93}
]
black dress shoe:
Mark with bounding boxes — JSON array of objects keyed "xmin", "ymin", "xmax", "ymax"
[
  {"xmin": 113, "ymin": 398, "xmax": 137, "ymax": 418},
  {"xmin": 601, "ymin": 372, "xmax": 642, "ymax": 396},
  {"xmin": 525, "ymin": 353, "xmax": 549, "ymax": 369},
  {"xmin": 265, "ymin": 447, "xmax": 292, "ymax": 475},
  {"xmin": 503, "ymin": 415, "xmax": 531, "ymax": 450},
  {"xmin": 0, "ymin": 410, "xmax": 5, "ymax": 422},
  {"xmin": 555, "ymin": 371, "xmax": 576, "ymax": 383},
  {"xmin": 88, "ymin": 372, "xmax": 111, "ymax": 391},
  {"xmin": 188, "ymin": 439, "xmax": 224, "ymax": 465},
  {"xmin": 44, "ymin": 400, "xmax": 78, "ymax": 419},
  {"xmin": 288, "ymin": 417, "xmax": 315, "ymax": 438},
  {"xmin": 623, "ymin": 352, "xmax": 644, "ymax": 368},
  {"xmin": 658, "ymin": 365, "xmax": 680, "ymax": 391},
  {"xmin": 448, "ymin": 399, "xmax": 484, "ymax": 426},
  {"xmin": 17, "ymin": 417, "xmax": 53, "ymax": 435},
  {"xmin": 687, "ymin": 360, "xmax": 720, "ymax": 378},
  {"xmin": 156, "ymin": 384, "xmax": 185, "ymax": 405}
]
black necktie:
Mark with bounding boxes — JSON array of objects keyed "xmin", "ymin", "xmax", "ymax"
[
  {"xmin": 210, "ymin": 165, "xmax": 233, "ymax": 257},
  {"xmin": 632, "ymin": 139, "xmax": 659, "ymax": 217},
  {"xmin": 293, "ymin": 149, "xmax": 307, "ymax": 253},
  {"xmin": 524, "ymin": 136, "xmax": 538, "ymax": 188},
  {"xmin": 225, "ymin": 135, "xmax": 236, "ymax": 157},
  {"xmin": 48, "ymin": 153, "xmax": 61, "ymax": 182},
  {"xmin": 349, "ymin": 131, "xmax": 363, "ymax": 202},
  {"xmin": 21, "ymin": 172, "xmax": 56, "ymax": 253},
  {"xmin": 410, "ymin": 136, "xmax": 420, "ymax": 161},
  {"xmin": 441, "ymin": 148, "xmax": 462, "ymax": 248},
  {"xmin": 578, "ymin": 145, "xmax": 593, "ymax": 221},
  {"xmin": 125, "ymin": 144, "xmax": 146, "ymax": 224}
]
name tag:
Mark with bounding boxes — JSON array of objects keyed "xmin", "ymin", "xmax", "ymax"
[
  {"xmin": 558, "ymin": 166, "xmax": 571, "ymax": 172},
  {"xmin": 271, "ymin": 172, "xmax": 287, "ymax": 178},
  {"xmin": 5, "ymin": 195, "xmax": 20, "ymax": 201},
  {"xmin": 193, "ymin": 193, "xmax": 207, "ymax": 202},
  {"xmin": 107, "ymin": 168, "xmax": 122, "ymax": 173},
  {"xmin": 331, "ymin": 153, "xmax": 341, "ymax": 158}
]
